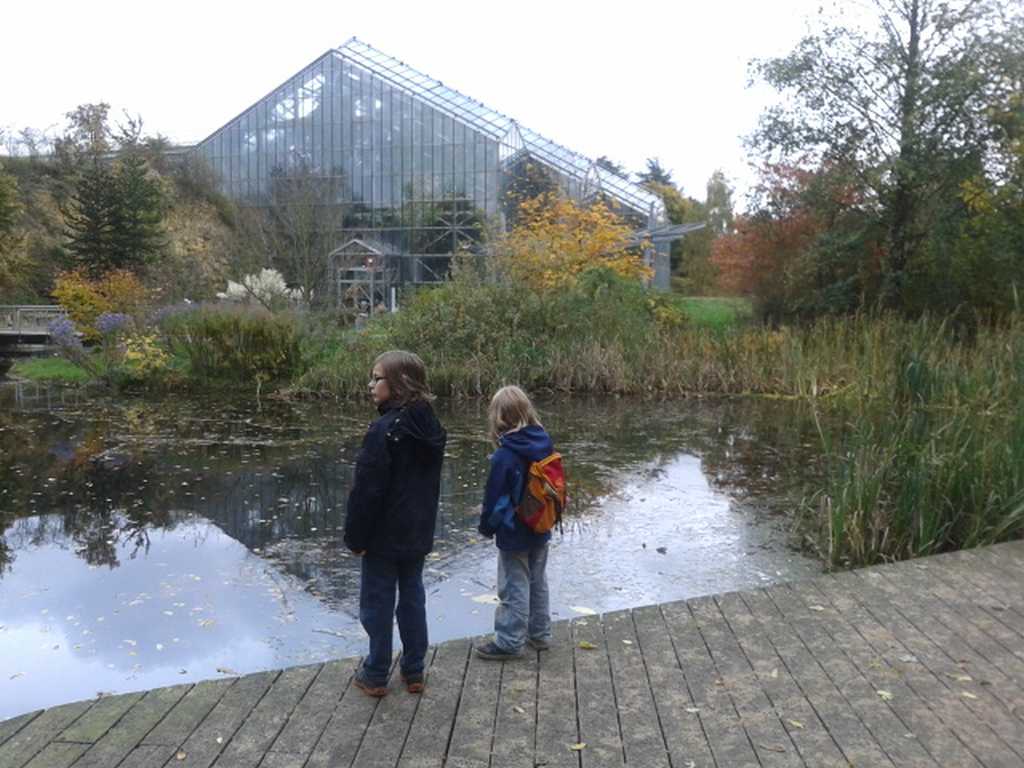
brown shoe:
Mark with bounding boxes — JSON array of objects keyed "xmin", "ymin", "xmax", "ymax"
[
  {"xmin": 353, "ymin": 669, "xmax": 388, "ymax": 698},
  {"xmin": 402, "ymin": 672, "xmax": 425, "ymax": 694}
]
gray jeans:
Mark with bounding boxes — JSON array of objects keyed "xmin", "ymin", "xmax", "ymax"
[{"xmin": 494, "ymin": 544, "xmax": 551, "ymax": 651}]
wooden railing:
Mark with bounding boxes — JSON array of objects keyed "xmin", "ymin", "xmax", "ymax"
[{"xmin": 0, "ymin": 306, "xmax": 65, "ymax": 336}]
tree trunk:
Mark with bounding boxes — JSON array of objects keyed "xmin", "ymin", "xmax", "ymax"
[{"xmin": 885, "ymin": 0, "xmax": 924, "ymax": 310}]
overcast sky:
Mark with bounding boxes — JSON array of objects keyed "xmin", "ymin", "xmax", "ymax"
[{"xmin": 0, "ymin": 0, "xmax": 823, "ymax": 205}]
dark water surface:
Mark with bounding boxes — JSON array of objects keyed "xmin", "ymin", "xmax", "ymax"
[{"xmin": 0, "ymin": 382, "xmax": 825, "ymax": 718}]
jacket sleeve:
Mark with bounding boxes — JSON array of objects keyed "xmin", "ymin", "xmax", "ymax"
[
  {"xmin": 344, "ymin": 421, "xmax": 392, "ymax": 552},
  {"xmin": 478, "ymin": 451, "xmax": 517, "ymax": 538}
]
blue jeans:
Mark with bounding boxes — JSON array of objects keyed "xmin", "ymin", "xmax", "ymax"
[
  {"xmin": 494, "ymin": 544, "xmax": 551, "ymax": 652},
  {"xmin": 359, "ymin": 553, "xmax": 428, "ymax": 685}
]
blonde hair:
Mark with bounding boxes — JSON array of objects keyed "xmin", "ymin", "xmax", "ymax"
[
  {"xmin": 374, "ymin": 350, "xmax": 434, "ymax": 405},
  {"xmin": 488, "ymin": 385, "xmax": 542, "ymax": 444}
]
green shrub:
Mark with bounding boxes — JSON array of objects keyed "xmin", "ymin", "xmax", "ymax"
[{"xmin": 161, "ymin": 305, "xmax": 302, "ymax": 386}]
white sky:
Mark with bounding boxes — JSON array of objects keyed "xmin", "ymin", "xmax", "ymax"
[{"xmin": 0, "ymin": 0, "xmax": 823, "ymax": 205}]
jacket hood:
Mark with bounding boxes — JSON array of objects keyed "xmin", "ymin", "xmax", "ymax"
[
  {"xmin": 499, "ymin": 424, "xmax": 553, "ymax": 462},
  {"xmin": 387, "ymin": 399, "xmax": 447, "ymax": 455}
]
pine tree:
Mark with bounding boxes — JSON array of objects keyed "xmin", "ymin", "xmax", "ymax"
[
  {"xmin": 64, "ymin": 155, "xmax": 165, "ymax": 276},
  {"xmin": 64, "ymin": 162, "xmax": 117, "ymax": 276},
  {"xmin": 109, "ymin": 154, "xmax": 165, "ymax": 269}
]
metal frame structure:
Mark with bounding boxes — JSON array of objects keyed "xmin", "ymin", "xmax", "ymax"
[{"xmin": 195, "ymin": 38, "xmax": 672, "ymax": 298}]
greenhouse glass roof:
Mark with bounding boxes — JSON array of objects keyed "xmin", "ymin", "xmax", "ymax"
[{"xmin": 334, "ymin": 38, "xmax": 663, "ymax": 219}]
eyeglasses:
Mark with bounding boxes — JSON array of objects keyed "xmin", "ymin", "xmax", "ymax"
[{"xmin": 369, "ymin": 375, "xmax": 387, "ymax": 386}]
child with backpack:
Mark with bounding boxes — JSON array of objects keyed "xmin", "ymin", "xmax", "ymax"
[
  {"xmin": 344, "ymin": 351, "xmax": 447, "ymax": 696},
  {"xmin": 476, "ymin": 385, "xmax": 565, "ymax": 660}
]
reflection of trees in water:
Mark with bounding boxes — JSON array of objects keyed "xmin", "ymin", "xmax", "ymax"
[{"xmin": 1, "ymin": 388, "xmax": 829, "ymax": 588}]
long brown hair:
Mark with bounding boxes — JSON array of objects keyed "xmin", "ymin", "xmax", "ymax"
[
  {"xmin": 374, "ymin": 350, "xmax": 434, "ymax": 405},
  {"xmin": 488, "ymin": 385, "xmax": 542, "ymax": 444}
]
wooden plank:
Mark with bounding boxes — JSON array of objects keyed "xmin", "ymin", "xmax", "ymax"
[
  {"xmin": 531, "ymin": 619, "xmax": 581, "ymax": 768},
  {"xmin": 445, "ymin": 635, "xmax": 502, "ymax": 768},
  {"xmin": 847, "ymin": 567, "xmax": 1024, "ymax": 738},
  {"xmin": 264, "ymin": 659, "xmax": 355, "ymax": 761},
  {"xmin": 397, "ymin": 639, "xmax": 471, "ymax": 768},
  {"xmin": 660, "ymin": 599, "xmax": 762, "ymax": 768},
  {"xmin": 631, "ymin": 604, "xmax": 715, "ymax": 768},
  {"xmin": 825, "ymin": 570, "xmax": 1024, "ymax": 767},
  {"xmin": 0, "ymin": 700, "xmax": 94, "ymax": 768},
  {"xmin": 689, "ymin": 595, "xmax": 802, "ymax": 767},
  {"xmin": 490, "ymin": 639, "xmax": 539, "ymax": 768},
  {"xmin": 304, "ymin": 664, "xmax": 383, "ymax": 768},
  {"xmin": 791, "ymin": 579, "xmax": 984, "ymax": 768},
  {"xmin": 602, "ymin": 608, "xmax": 670, "ymax": 768},
  {"xmin": 940, "ymin": 550, "xmax": 1024, "ymax": 639},
  {"xmin": 906, "ymin": 559, "xmax": 1024, "ymax": 665},
  {"xmin": 22, "ymin": 742, "xmax": 89, "ymax": 768},
  {"xmin": 56, "ymin": 692, "xmax": 144, "ymax": 744},
  {"xmin": 764, "ymin": 584, "xmax": 938, "ymax": 767},
  {"xmin": 167, "ymin": 671, "xmax": 278, "ymax": 768},
  {"xmin": 141, "ymin": 680, "xmax": 234, "ymax": 747},
  {"xmin": 212, "ymin": 665, "xmax": 319, "ymax": 768},
  {"xmin": 71, "ymin": 685, "xmax": 190, "ymax": 768},
  {"xmin": 572, "ymin": 614, "xmax": 624, "ymax": 768},
  {"xmin": 714, "ymin": 592, "xmax": 848, "ymax": 768},
  {"xmin": 738, "ymin": 588, "xmax": 897, "ymax": 768},
  {"xmin": 116, "ymin": 744, "xmax": 181, "ymax": 768},
  {"xmin": 353, "ymin": 651, "xmax": 436, "ymax": 768},
  {"xmin": 0, "ymin": 713, "xmax": 40, "ymax": 750}
]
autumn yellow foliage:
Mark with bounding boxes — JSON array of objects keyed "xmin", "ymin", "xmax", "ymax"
[
  {"xmin": 52, "ymin": 269, "xmax": 148, "ymax": 340},
  {"xmin": 494, "ymin": 194, "xmax": 652, "ymax": 291}
]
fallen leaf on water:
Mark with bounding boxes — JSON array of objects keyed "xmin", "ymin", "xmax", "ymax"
[
  {"xmin": 787, "ymin": 719, "xmax": 805, "ymax": 729},
  {"xmin": 569, "ymin": 743, "xmax": 586, "ymax": 751},
  {"xmin": 877, "ymin": 690, "xmax": 894, "ymax": 701},
  {"xmin": 570, "ymin": 606, "xmax": 597, "ymax": 616},
  {"xmin": 577, "ymin": 641, "xmax": 598, "ymax": 650}
]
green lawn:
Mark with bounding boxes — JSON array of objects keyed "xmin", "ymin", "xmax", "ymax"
[
  {"xmin": 677, "ymin": 296, "xmax": 753, "ymax": 329},
  {"xmin": 11, "ymin": 356, "xmax": 91, "ymax": 383}
]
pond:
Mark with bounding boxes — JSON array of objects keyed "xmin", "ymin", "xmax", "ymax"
[{"xmin": 0, "ymin": 382, "xmax": 826, "ymax": 719}]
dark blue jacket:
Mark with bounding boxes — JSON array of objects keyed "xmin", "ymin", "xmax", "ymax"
[
  {"xmin": 344, "ymin": 399, "xmax": 447, "ymax": 558},
  {"xmin": 478, "ymin": 425, "xmax": 554, "ymax": 551}
]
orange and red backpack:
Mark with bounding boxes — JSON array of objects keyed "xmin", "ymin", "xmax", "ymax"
[{"xmin": 515, "ymin": 452, "xmax": 567, "ymax": 534}]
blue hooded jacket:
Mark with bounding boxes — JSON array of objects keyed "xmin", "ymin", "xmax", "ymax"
[{"xmin": 478, "ymin": 424, "xmax": 554, "ymax": 551}]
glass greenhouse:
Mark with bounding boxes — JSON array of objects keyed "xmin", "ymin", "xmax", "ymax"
[{"xmin": 195, "ymin": 38, "xmax": 674, "ymax": 304}]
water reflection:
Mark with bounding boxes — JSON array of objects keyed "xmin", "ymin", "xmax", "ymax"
[{"xmin": 0, "ymin": 386, "xmax": 825, "ymax": 718}]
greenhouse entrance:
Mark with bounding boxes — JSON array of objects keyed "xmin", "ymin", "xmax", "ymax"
[{"xmin": 328, "ymin": 238, "xmax": 397, "ymax": 316}]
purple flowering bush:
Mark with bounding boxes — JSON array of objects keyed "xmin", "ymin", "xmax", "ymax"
[{"xmin": 95, "ymin": 313, "xmax": 131, "ymax": 337}]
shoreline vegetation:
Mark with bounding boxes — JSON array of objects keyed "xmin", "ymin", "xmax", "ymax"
[{"xmin": 8, "ymin": 272, "xmax": 1024, "ymax": 571}]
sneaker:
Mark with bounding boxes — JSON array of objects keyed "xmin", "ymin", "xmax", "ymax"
[
  {"xmin": 527, "ymin": 637, "xmax": 551, "ymax": 651},
  {"xmin": 401, "ymin": 672, "xmax": 424, "ymax": 694},
  {"xmin": 352, "ymin": 668, "xmax": 388, "ymax": 698},
  {"xmin": 475, "ymin": 641, "xmax": 523, "ymax": 661}
]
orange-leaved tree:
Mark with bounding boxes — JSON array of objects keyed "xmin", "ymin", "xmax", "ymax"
[{"xmin": 493, "ymin": 193, "xmax": 651, "ymax": 291}]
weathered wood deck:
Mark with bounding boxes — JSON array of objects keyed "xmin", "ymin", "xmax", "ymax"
[{"xmin": 3, "ymin": 541, "xmax": 1023, "ymax": 768}]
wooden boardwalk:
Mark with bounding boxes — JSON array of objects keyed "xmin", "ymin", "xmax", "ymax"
[{"xmin": 3, "ymin": 541, "xmax": 1024, "ymax": 768}]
